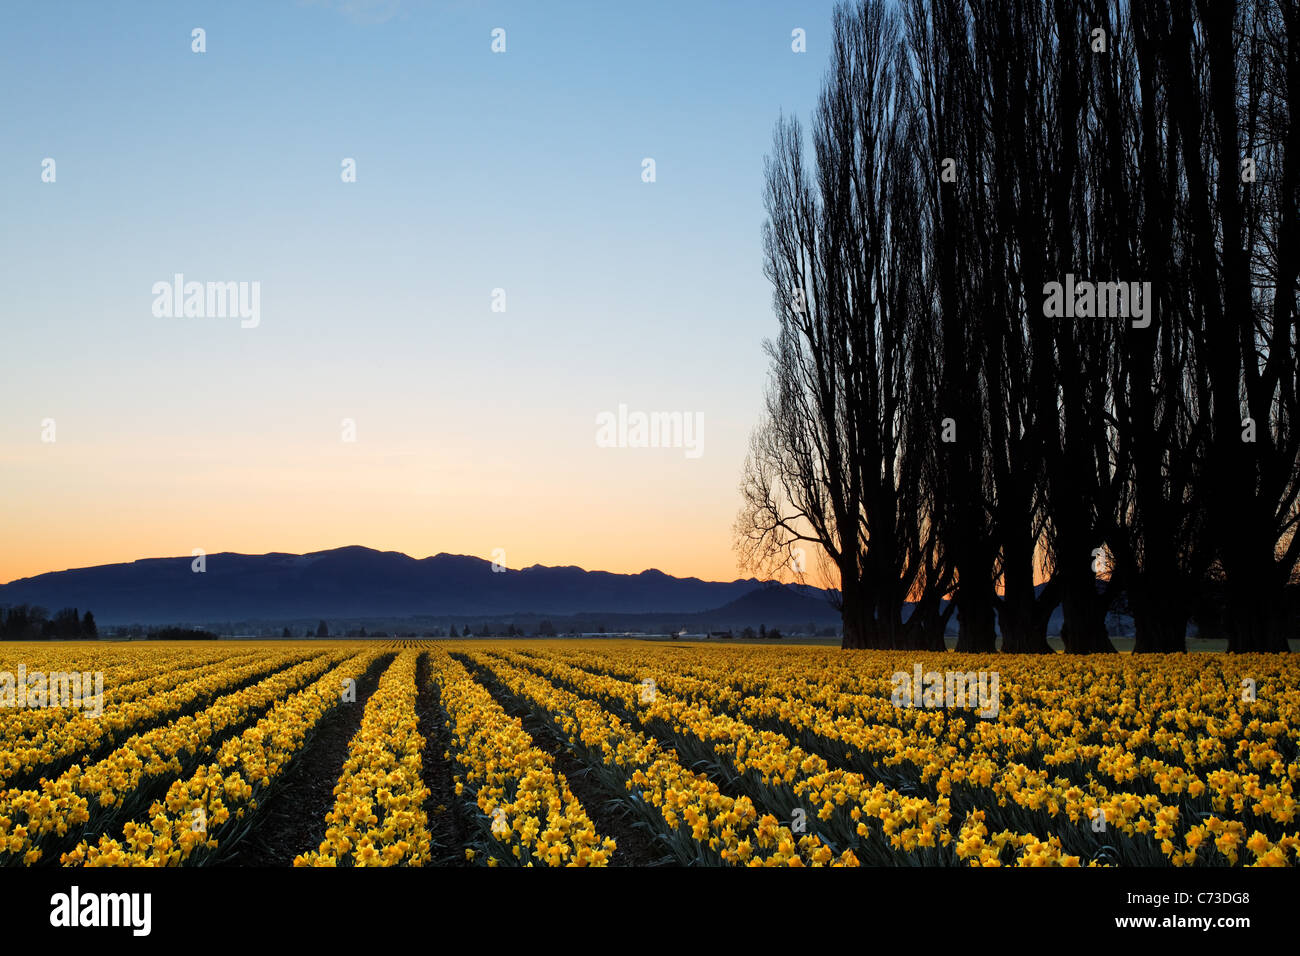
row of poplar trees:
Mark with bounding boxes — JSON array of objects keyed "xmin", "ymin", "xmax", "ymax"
[{"xmin": 736, "ymin": 0, "xmax": 1299, "ymax": 653}]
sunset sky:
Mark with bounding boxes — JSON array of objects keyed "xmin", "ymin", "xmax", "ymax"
[{"xmin": 0, "ymin": 0, "xmax": 838, "ymax": 586}]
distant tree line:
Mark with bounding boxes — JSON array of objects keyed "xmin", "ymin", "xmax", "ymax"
[
  {"xmin": 1, "ymin": 605, "xmax": 97, "ymax": 640},
  {"xmin": 737, "ymin": 0, "xmax": 1298, "ymax": 653},
  {"xmin": 286, "ymin": 619, "xmax": 811, "ymax": 639},
  {"xmin": 0, "ymin": 611, "xmax": 824, "ymax": 642},
  {"xmin": 284, "ymin": 621, "xmax": 561, "ymax": 638}
]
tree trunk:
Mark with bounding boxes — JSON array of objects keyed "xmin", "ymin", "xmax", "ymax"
[{"xmin": 954, "ymin": 576, "xmax": 998, "ymax": 653}]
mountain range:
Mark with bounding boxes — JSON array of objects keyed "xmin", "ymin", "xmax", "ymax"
[{"xmin": 0, "ymin": 546, "xmax": 840, "ymax": 632}]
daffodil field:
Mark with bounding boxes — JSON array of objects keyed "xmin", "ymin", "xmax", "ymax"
[{"xmin": 1, "ymin": 640, "xmax": 1296, "ymax": 867}]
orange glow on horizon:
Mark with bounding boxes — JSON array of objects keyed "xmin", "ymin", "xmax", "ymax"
[{"xmin": 0, "ymin": 438, "xmax": 831, "ymax": 589}]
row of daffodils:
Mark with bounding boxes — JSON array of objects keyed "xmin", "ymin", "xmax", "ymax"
[
  {"xmin": 427, "ymin": 648, "xmax": 615, "ymax": 865},
  {"xmin": 0, "ymin": 649, "xmax": 282, "ymax": 787},
  {"xmin": 465, "ymin": 649, "xmax": 855, "ymax": 865},
  {"xmin": 0, "ymin": 646, "xmax": 252, "ymax": 756},
  {"xmin": 494, "ymin": 642, "xmax": 1300, "ymax": 866},
  {"xmin": 61, "ymin": 650, "xmax": 383, "ymax": 865},
  {"xmin": 0, "ymin": 640, "xmax": 1296, "ymax": 866},
  {"xmin": 0, "ymin": 649, "xmax": 332, "ymax": 863},
  {"xmin": 295, "ymin": 651, "xmax": 431, "ymax": 866}
]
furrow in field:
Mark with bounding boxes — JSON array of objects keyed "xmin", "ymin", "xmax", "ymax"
[
  {"xmin": 233, "ymin": 653, "xmax": 394, "ymax": 866},
  {"xmin": 414, "ymin": 651, "xmax": 469, "ymax": 865}
]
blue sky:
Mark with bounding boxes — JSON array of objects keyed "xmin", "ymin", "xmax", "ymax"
[{"xmin": 0, "ymin": 0, "xmax": 841, "ymax": 583}]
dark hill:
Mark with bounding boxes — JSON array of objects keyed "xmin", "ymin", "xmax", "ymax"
[{"xmin": 0, "ymin": 546, "xmax": 830, "ymax": 626}]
